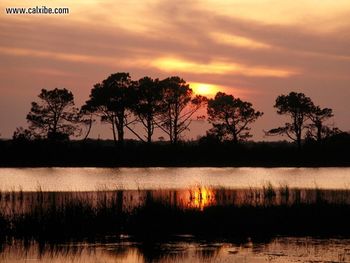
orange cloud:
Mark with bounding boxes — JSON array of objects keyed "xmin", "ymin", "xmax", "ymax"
[
  {"xmin": 211, "ymin": 32, "xmax": 270, "ymax": 49},
  {"xmin": 152, "ymin": 57, "xmax": 297, "ymax": 78},
  {"xmin": 0, "ymin": 46, "xmax": 148, "ymax": 68}
]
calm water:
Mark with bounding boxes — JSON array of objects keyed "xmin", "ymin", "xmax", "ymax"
[
  {"xmin": 1, "ymin": 237, "xmax": 350, "ymax": 263},
  {"xmin": 0, "ymin": 167, "xmax": 350, "ymax": 191},
  {"xmin": 1, "ymin": 167, "xmax": 350, "ymax": 262}
]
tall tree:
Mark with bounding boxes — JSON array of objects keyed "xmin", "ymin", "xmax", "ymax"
[
  {"xmin": 157, "ymin": 77, "xmax": 207, "ymax": 144},
  {"xmin": 207, "ymin": 92, "xmax": 263, "ymax": 144},
  {"xmin": 83, "ymin": 73, "xmax": 136, "ymax": 144},
  {"xmin": 131, "ymin": 77, "xmax": 163, "ymax": 143},
  {"xmin": 307, "ymin": 106, "xmax": 336, "ymax": 142},
  {"xmin": 78, "ymin": 108, "xmax": 95, "ymax": 141},
  {"xmin": 266, "ymin": 92, "xmax": 314, "ymax": 149},
  {"xmin": 26, "ymin": 88, "xmax": 79, "ymax": 140}
]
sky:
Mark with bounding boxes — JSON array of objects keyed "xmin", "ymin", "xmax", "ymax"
[{"xmin": 0, "ymin": 0, "xmax": 349, "ymax": 140}]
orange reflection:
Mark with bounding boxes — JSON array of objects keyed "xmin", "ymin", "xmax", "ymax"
[{"xmin": 188, "ymin": 187, "xmax": 215, "ymax": 210}]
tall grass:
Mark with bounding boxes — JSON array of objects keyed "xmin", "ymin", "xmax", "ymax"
[{"xmin": 1, "ymin": 186, "xmax": 350, "ymax": 241}]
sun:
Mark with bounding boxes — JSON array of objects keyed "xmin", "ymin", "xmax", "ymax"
[{"xmin": 191, "ymin": 82, "xmax": 218, "ymax": 97}]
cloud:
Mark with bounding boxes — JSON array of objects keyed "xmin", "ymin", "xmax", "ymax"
[
  {"xmin": 1, "ymin": 0, "xmax": 350, "ymax": 138},
  {"xmin": 0, "ymin": 46, "xmax": 150, "ymax": 69},
  {"xmin": 152, "ymin": 57, "xmax": 296, "ymax": 77},
  {"xmin": 210, "ymin": 32, "xmax": 271, "ymax": 49}
]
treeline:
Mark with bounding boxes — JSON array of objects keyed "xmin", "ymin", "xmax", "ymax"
[
  {"xmin": 1, "ymin": 138, "xmax": 350, "ymax": 167},
  {"xmin": 10, "ymin": 72, "xmax": 346, "ymax": 149}
]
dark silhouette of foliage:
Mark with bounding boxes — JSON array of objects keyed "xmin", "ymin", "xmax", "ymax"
[
  {"xmin": 26, "ymin": 88, "xmax": 80, "ymax": 140},
  {"xmin": 82, "ymin": 73, "xmax": 138, "ymax": 144},
  {"xmin": 12, "ymin": 127, "xmax": 38, "ymax": 142},
  {"xmin": 9, "ymin": 72, "xmax": 345, "ymax": 151},
  {"xmin": 156, "ymin": 77, "xmax": 207, "ymax": 144},
  {"xmin": 131, "ymin": 77, "xmax": 164, "ymax": 143},
  {"xmin": 307, "ymin": 106, "xmax": 338, "ymax": 142},
  {"xmin": 207, "ymin": 92, "xmax": 263, "ymax": 144},
  {"xmin": 267, "ymin": 92, "xmax": 314, "ymax": 149},
  {"xmin": 3, "ymin": 130, "xmax": 350, "ymax": 167}
]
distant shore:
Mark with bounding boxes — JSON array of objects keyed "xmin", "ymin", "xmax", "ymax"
[{"xmin": 0, "ymin": 138, "xmax": 349, "ymax": 167}]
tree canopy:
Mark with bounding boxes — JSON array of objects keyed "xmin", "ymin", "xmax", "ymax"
[
  {"xmin": 156, "ymin": 77, "xmax": 207, "ymax": 144},
  {"xmin": 15, "ymin": 73, "xmax": 340, "ymax": 147},
  {"xmin": 82, "ymin": 73, "xmax": 135, "ymax": 144},
  {"xmin": 26, "ymin": 88, "xmax": 79, "ymax": 140},
  {"xmin": 266, "ymin": 92, "xmax": 337, "ymax": 149},
  {"xmin": 131, "ymin": 77, "xmax": 163, "ymax": 143},
  {"xmin": 207, "ymin": 92, "xmax": 263, "ymax": 143},
  {"xmin": 307, "ymin": 106, "xmax": 336, "ymax": 142}
]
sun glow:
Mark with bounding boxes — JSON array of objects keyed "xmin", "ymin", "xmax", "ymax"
[
  {"xmin": 191, "ymin": 82, "xmax": 218, "ymax": 97},
  {"xmin": 152, "ymin": 57, "xmax": 296, "ymax": 77},
  {"xmin": 152, "ymin": 57, "xmax": 234, "ymax": 74}
]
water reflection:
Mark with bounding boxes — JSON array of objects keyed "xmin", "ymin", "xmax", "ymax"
[
  {"xmin": 2, "ymin": 186, "xmax": 350, "ymax": 243},
  {"xmin": 1, "ymin": 167, "xmax": 350, "ymax": 191},
  {"xmin": 188, "ymin": 187, "xmax": 215, "ymax": 210},
  {"xmin": 1, "ymin": 237, "xmax": 350, "ymax": 263},
  {"xmin": 1, "ymin": 187, "xmax": 350, "ymax": 216}
]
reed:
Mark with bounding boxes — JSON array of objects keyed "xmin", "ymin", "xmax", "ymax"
[{"xmin": 0, "ymin": 186, "xmax": 350, "ymax": 241}]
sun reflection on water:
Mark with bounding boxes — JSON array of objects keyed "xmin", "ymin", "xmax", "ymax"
[{"xmin": 188, "ymin": 187, "xmax": 215, "ymax": 210}]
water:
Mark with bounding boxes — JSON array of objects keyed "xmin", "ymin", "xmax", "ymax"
[
  {"xmin": 0, "ymin": 167, "xmax": 350, "ymax": 191},
  {"xmin": 1, "ymin": 167, "xmax": 350, "ymax": 262},
  {"xmin": 1, "ymin": 237, "xmax": 350, "ymax": 263}
]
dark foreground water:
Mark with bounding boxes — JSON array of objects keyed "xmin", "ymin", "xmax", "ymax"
[{"xmin": 1, "ymin": 237, "xmax": 350, "ymax": 263}]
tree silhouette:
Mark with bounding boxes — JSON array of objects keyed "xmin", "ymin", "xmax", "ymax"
[
  {"xmin": 207, "ymin": 92, "xmax": 263, "ymax": 144},
  {"xmin": 131, "ymin": 77, "xmax": 163, "ymax": 143},
  {"xmin": 26, "ymin": 88, "xmax": 79, "ymax": 140},
  {"xmin": 156, "ymin": 77, "xmax": 207, "ymax": 144},
  {"xmin": 78, "ymin": 108, "xmax": 95, "ymax": 141},
  {"xmin": 266, "ymin": 92, "xmax": 313, "ymax": 149},
  {"xmin": 12, "ymin": 127, "xmax": 38, "ymax": 142},
  {"xmin": 83, "ymin": 73, "xmax": 137, "ymax": 144},
  {"xmin": 307, "ymin": 106, "xmax": 339, "ymax": 142}
]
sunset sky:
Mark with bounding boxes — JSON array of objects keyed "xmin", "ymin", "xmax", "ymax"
[{"xmin": 0, "ymin": 0, "xmax": 349, "ymax": 140}]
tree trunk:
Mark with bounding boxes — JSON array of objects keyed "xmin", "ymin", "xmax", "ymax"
[
  {"xmin": 173, "ymin": 108, "xmax": 179, "ymax": 144},
  {"xmin": 117, "ymin": 128, "xmax": 124, "ymax": 143},
  {"xmin": 147, "ymin": 117, "xmax": 152, "ymax": 143},
  {"xmin": 116, "ymin": 114, "xmax": 124, "ymax": 144},
  {"xmin": 296, "ymin": 130, "xmax": 302, "ymax": 150},
  {"xmin": 83, "ymin": 118, "xmax": 93, "ymax": 141},
  {"xmin": 316, "ymin": 121, "xmax": 322, "ymax": 142},
  {"xmin": 173, "ymin": 127, "xmax": 178, "ymax": 144},
  {"xmin": 111, "ymin": 119, "xmax": 117, "ymax": 146},
  {"xmin": 233, "ymin": 133, "xmax": 238, "ymax": 144}
]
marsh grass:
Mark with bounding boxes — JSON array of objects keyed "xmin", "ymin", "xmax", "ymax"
[{"xmin": 1, "ymin": 186, "xmax": 350, "ymax": 241}]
